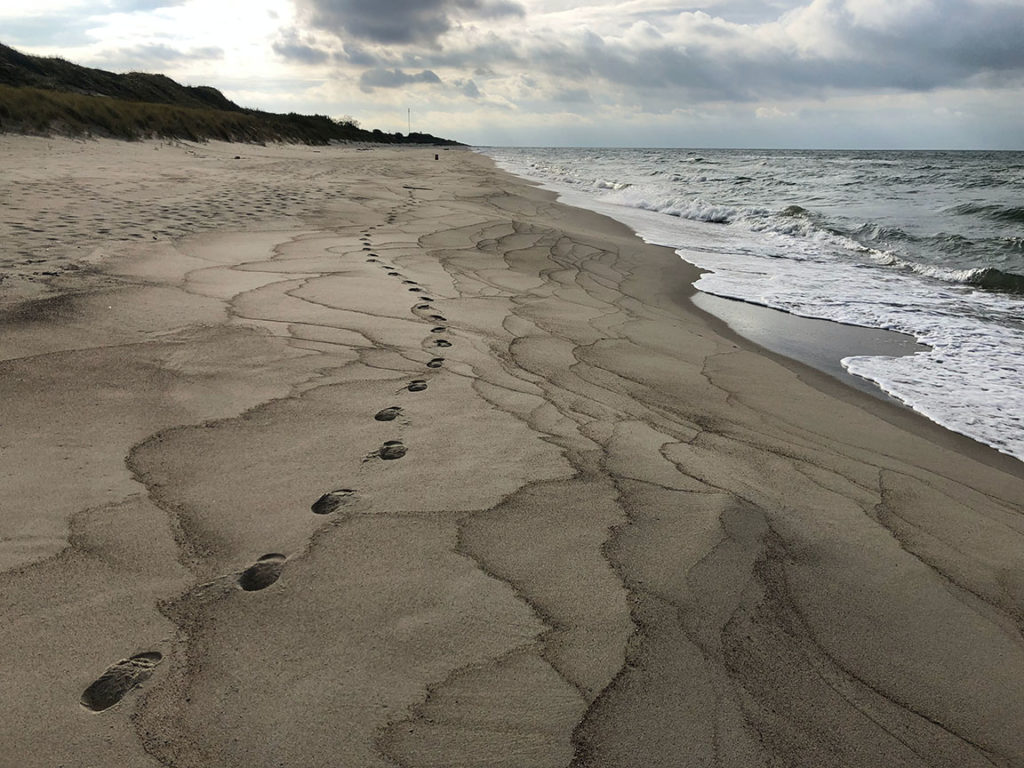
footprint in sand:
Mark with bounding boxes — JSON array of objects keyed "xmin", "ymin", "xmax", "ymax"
[
  {"xmin": 374, "ymin": 405, "xmax": 403, "ymax": 421},
  {"xmin": 407, "ymin": 380, "xmax": 428, "ymax": 392},
  {"xmin": 427, "ymin": 358, "xmax": 445, "ymax": 368},
  {"xmin": 433, "ymin": 339, "xmax": 452, "ymax": 348},
  {"xmin": 81, "ymin": 652, "xmax": 163, "ymax": 712},
  {"xmin": 362, "ymin": 246, "xmax": 372, "ymax": 251},
  {"xmin": 430, "ymin": 326, "xmax": 447, "ymax": 333},
  {"xmin": 408, "ymin": 287, "xmax": 423, "ymax": 293},
  {"xmin": 366, "ymin": 440, "xmax": 407, "ymax": 461},
  {"xmin": 402, "ymin": 280, "xmax": 418, "ymax": 285},
  {"xmin": 311, "ymin": 488, "xmax": 359, "ymax": 515},
  {"xmin": 367, "ymin": 257, "xmax": 379, "ymax": 263},
  {"xmin": 429, "ymin": 314, "xmax": 447, "ymax": 322},
  {"xmin": 238, "ymin": 553, "xmax": 287, "ymax": 591}
]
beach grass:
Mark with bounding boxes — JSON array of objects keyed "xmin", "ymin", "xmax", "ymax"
[{"xmin": 0, "ymin": 83, "xmax": 455, "ymax": 145}]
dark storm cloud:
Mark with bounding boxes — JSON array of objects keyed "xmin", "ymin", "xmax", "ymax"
[
  {"xmin": 293, "ymin": 0, "xmax": 525, "ymax": 45},
  {"xmin": 359, "ymin": 67, "xmax": 442, "ymax": 91}
]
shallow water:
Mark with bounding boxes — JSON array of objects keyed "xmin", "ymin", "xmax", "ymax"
[{"xmin": 482, "ymin": 147, "xmax": 1024, "ymax": 461}]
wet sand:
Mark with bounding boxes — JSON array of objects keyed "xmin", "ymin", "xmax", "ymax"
[{"xmin": 1, "ymin": 135, "xmax": 1023, "ymax": 768}]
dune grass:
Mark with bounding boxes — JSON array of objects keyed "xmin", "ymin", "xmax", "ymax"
[{"xmin": 0, "ymin": 84, "xmax": 454, "ymax": 145}]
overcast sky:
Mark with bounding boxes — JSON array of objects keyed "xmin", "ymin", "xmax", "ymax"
[{"xmin": 4, "ymin": 0, "xmax": 1024, "ymax": 147}]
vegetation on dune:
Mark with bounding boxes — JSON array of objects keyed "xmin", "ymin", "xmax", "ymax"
[{"xmin": 0, "ymin": 42, "xmax": 461, "ymax": 145}]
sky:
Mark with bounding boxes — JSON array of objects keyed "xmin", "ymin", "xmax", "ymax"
[{"xmin": 4, "ymin": 0, "xmax": 1024, "ymax": 148}]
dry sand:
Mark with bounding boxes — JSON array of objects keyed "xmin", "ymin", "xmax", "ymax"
[{"xmin": 1, "ymin": 135, "xmax": 1023, "ymax": 768}]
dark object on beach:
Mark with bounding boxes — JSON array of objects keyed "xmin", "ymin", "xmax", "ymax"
[
  {"xmin": 374, "ymin": 406, "xmax": 402, "ymax": 422},
  {"xmin": 238, "ymin": 554, "xmax": 286, "ymax": 591},
  {"xmin": 81, "ymin": 652, "xmax": 163, "ymax": 712},
  {"xmin": 311, "ymin": 488, "xmax": 358, "ymax": 514},
  {"xmin": 378, "ymin": 441, "xmax": 407, "ymax": 460},
  {"xmin": 435, "ymin": 154, "xmax": 439, "ymax": 160},
  {"xmin": 408, "ymin": 380, "xmax": 428, "ymax": 392}
]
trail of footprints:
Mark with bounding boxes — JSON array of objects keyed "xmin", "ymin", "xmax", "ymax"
[{"xmin": 81, "ymin": 211, "xmax": 452, "ymax": 713}]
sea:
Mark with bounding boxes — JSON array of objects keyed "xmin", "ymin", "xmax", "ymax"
[{"xmin": 479, "ymin": 147, "xmax": 1024, "ymax": 462}]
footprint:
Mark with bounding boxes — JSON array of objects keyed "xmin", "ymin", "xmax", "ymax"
[
  {"xmin": 377, "ymin": 440, "xmax": 407, "ymax": 460},
  {"xmin": 374, "ymin": 406, "xmax": 403, "ymax": 421},
  {"xmin": 407, "ymin": 380, "xmax": 428, "ymax": 392},
  {"xmin": 311, "ymin": 488, "xmax": 358, "ymax": 515},
  {"xmin": 433, "ymin": 339, "xmax": 452, "ymax": 348},
  {"xmin": 427, "ymin": 358, "xmax": 444, "ymax": 368},
  {"xmin": 430, "ymin": 326, "xmax": 447, "ymax": 333},
  {"xmin": 429, "ymin": 314, "xmax": 447, "ymax": 322},
  {"xmin": 420, "ymin": 297, "xmax": 435, "ymax": 302},
  {"xmin": 81, "ymin": 652, "xmax": 163, "ymax": 712},
  {"xmin": 402, "ymin": 280, "xmax": 418, "ymax": 285},
  {"xmin": 238, "ymin": 553, "xmax": 287, "ymax": 591},
  {"xmin": 413, "ymin": 303, "xmax": 432, "ymax": 311},
  {"xmin": 366, "ymin": 258, "xmax": 379, "ymax": 263},
  {"xmin": 387, "ymin": 271, "xmax": 401, "ymax": 277},
  {"xmin": 408, "ymin": 287, "xmax": 422, "ymax": 293},
  {"xmin": 362, "ymin": 246, "xmax": 372, "ymax": 251}
]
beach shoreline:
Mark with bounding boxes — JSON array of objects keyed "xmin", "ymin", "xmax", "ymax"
[{"xmin": 2, "ymin": 135, "xmax": 1022, "ymax": 767}]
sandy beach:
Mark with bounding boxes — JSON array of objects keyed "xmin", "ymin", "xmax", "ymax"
[{"xmin": 2, "ymin": 135, "xmax": 1023, "ymax": 767}]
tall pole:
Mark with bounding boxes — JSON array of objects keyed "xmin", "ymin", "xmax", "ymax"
[{"xmin": 408, "ymin": 108, "xmax": 411, "ymax": 135}]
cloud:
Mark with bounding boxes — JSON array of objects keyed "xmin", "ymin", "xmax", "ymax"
[
  {"xmin": 96, "ymin": 43, "xmax": 225, "ymax": 70},
  {"xmin": 444, "ymin": 0, "xmax": 1024, "ymax": 103},
  {"xmin": 359, "ymin": 67, "xmax": 442, "ymax": 91},
  {"xmin": 272, "ymin": 29, "xmax": 331, "ymax": 64},
  {"xmin": 293, "ymin": 0, "xmax": 525, "ymax": 45},
  {"xmin": 457, "ymin": 78, "xmax": 481, "ymax": 97},
  {"xmin": 0, "ymin": 14, "xmax": 96, "ymax": 47},
  {"xmin": 108, "ymin": 0, "xmax": 189, "ymax": 10}
]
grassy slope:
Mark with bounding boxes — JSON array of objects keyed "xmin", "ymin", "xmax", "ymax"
[{"xmin": 0, "ymin": 43, "xmax": 460, "ymax": 145}]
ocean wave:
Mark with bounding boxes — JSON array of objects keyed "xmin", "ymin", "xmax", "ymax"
[
  {"xmin": 965, "ymin": 267, "xmax": 1024, "ymax": 294},
  {"xmin": 595, "ymin": 179, "xmax": 630, "ymax": 191},
  {"xmin": 602, "ymin": 188, "xmax": 742, "ymax": 223},
  {"xmin": 946, "ymin": 202, "xmax": 1024, "ymax": 223},
  {"xmin": 870, "ymin": 253, "xmax": 1024, "ymax": 294}
]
